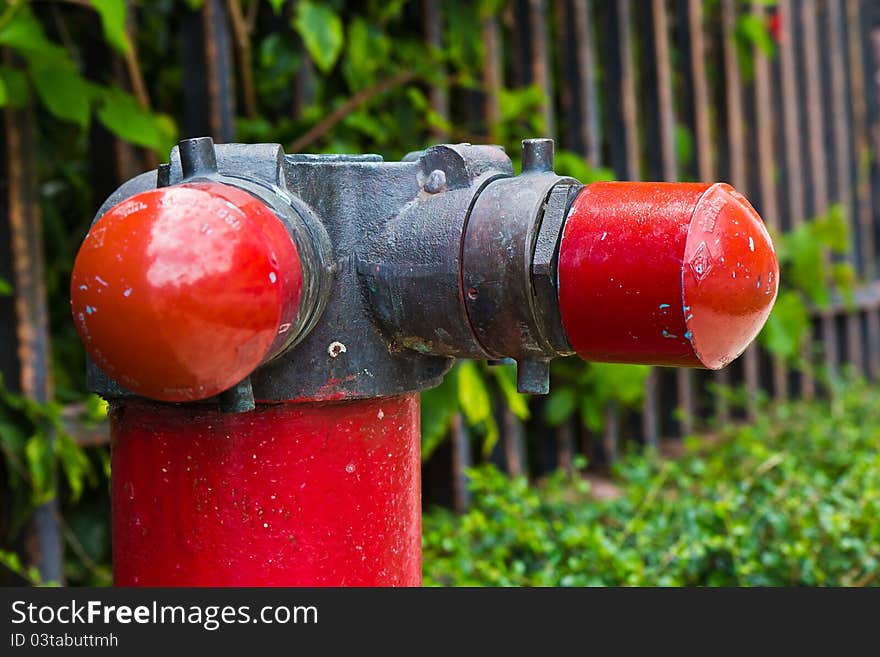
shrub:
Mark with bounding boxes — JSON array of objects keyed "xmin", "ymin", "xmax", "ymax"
[{"xmin": 423, "ymin": 380, "xmax": 880, "ymax": 586}]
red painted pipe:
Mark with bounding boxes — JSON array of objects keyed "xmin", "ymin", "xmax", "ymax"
[
  {"xmin": 71, "ymin": 182, "xmax": 303, "ymax": 402},
  {"xmin": 111, "ymin": 394, "xmax": 421, "ymax": 586},
  {"xmin": 557, "ymin": 182, "xmax": 778, "ymax": 368}
]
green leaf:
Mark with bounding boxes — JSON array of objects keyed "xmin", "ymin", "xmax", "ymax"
[
  {"xmin": 0, "ymin": 5, "xmax": 59, "ymax": 58},
  {"xmin": 675, "ymin": 124, "xmax": 694, "ymax": 171},
  {"xmin": 554, "ymin": 150, "xmax": 615, "ymax": 184},
  {"xmin": 25, "ymin": 434, "xmax": 54, "ymax": 505},
  {"xmin": 457, "ymin": 361, "xmax": 492, "ymax": 427},
  {"xmin": 293, "ymin": 1, "xmax": 344, "ymax": 74},
  {"xmin": 585, "ymin": 363, "xmax": 650, "ymax": 408},
  {"xmin": 85, "ymin": 394, "xmax": 108, "ymax": 424},
  {"xmin": 579, "ymin": 395, "xmax": 603, "ymax": 432},
  {"xmin": 268, "ymin": 0, "xmax": 287, "ymax": 14},
  {"xmin": 544, "ymin": 387, "xmax": 575, "ymax": 427},
  {"xmin": 782, "ymin": 223, "xmax": 828, "ymax": 306},
  {"xmin": 456, "ymin": 361, "xmax": 498, "ymax": 455},
  {"xmin": 0, "ymin": 277, "xmax": 11, "ymax": 298},
  {"xmin": 830, "ymin": 262, "xmax": 856, "ymax": 305},
  {"xmin": 737, "ymin": 14, "xmax": 775, "ymax": 57},
  {"xmin": 421, "ymin": 375, "xmax": 459, "ymax": 461},
  {"xmin": 345, "ymin": 18, "xmax": 391, "ymax": 90},
  {"xmin": 813, "ymin": 204, "xmax": 849, "ymax": 253},
  {"xmin": 56, "ymin": 433, "xmax": 92, "ymax": 503},
  {"xmin": 96, "ymin": 87, "xmax": 177, "ymax": 155},
  {"xmin": 492, "ymin": 365, "xmax": 530, "ymax": 421},
  {"xmin": 0, "ymin": 66, "xmax": 27, "ymax": 107},
  {"xmin": 29, "ymin": 62, "xmax": 92, "ymax": 127},
  {"xmin": 91, "ymin": 0, "xmax": 131, "ymax": 54},
  {"xmin": 759, "ymin": 290, "xmax": 809, "ymax": 360}
]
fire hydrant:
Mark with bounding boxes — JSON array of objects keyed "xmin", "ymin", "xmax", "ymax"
[{"xmin": 70, "ymin": 137, "xmax": 778, "ymax": 586}]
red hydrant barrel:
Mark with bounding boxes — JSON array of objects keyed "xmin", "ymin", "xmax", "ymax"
[
  {"xmin": 70, "ymin": 182, "xmax": 303, "ymax": 402},
  {"xmin": 111, "ymin": 395, "xmax": 422, "ymax": 586},
  {"xmin": 557, "ymin": 182, "xmax": 778, "ymax": 368}
]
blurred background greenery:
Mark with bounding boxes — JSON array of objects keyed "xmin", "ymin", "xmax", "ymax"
[{"xmin": 0, "ymin": 0, "xmax": 877, "ymax": 585}]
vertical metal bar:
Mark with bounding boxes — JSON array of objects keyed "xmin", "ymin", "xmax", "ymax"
[
  {"xmin": 556, "ymin": 419, "xmax": 575, "ymax": 475},
  {"xmin": 779, "ymin": 0, "xmax": 806, "ymax": 226},
  {"xmin": 688, "ymin": 0, "xmax": 727, "ymax": 425},
  {"xmin": 450, "ymin": 413, "xmax": 472, "ymax": 512},
  {"xmin": 692, "ymin": 0, "xmax": 727, "ymax": 418},
  {"xmin": 619, "ymin": 0, "xmax": 640, "ymax": 181},
  {"xmin": 827, "ymin": 0, "xmax": 864, "ymax": 377},
  {"xmin": 848, "ymin": 0, "xmax": 876, "ymax": 280},
  {"xmin": 84, "ymin": 15, "xmax": 137, "ymax": 200},
  {"xmin": 618, "ymin": 0, "xmax": 643, "ymax": 455},
  {"xmin": 688, "ymin": 0, "xmax": 712, "ymax": 181},
  {"xmin": 652, "ymin": 0, "xmax": 677, "ymax": 181},
  {"xmin": 482, "ymin": 13, "xmax": 503, "ymax": 141},
  {"xmin": 202, "ymin": 0, "xmax": 236, "ymax": 142},
  {"xmin": 573, "ymin": 0, "xmax": 601, "ymax": 166},
  {"xmin": 502, "ymin": 407, "xmax": 526, "ymax": 477},
  {"xmin": 721, "ymin": 1, "xmax": 747, "ymax": 199},
  {"xmin": 781, "ymin": 0, "xmax": 816, "ymax": 398},
  {"xmin": 603, "ymin": 402, "xmax": 621, "ymax": 463},
  {"xmin": 292, "ymin": 55, "xmax": 316, "ymax": 121},
  {"xmin": 848, "ymin": 0, "xmax": 876, "ymax": 281},
  {"xmin": 530, "ymin": 0, "xmax": 555, "ymax": 138},
  {"xmin": 652, "ymin": 0, "xmax": 694, "ymax": 433},
  {"xmin": 722, "ymin": 0, "xmax": 759, "ymax": 418},
  {"xmin": 753, "ymin": 3, "xmax": 789, "ymax": 400},
  {"xmin": 851, "ymin": 0, "xmax": 880, "ymax": 379},
  {"xmin": 555, "ymin": 0, "xmax": 578, "ymax": 151},
  {"xmin": 803, "ymin": 0, "xmax": 839, "ymax": 381},
  {"xmin": 3, "ymin": 72, "xmax": 64, "ymax": 583},
  {"xmin": 423, "ymin": 0, "xmax": 449, "ymax": 142},
  {"xmin": 715, "ymin": 0, "xmax": 739, "ymax": 420}
]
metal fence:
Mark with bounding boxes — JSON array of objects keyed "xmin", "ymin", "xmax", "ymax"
[
  {"xmin": 421, "ymin": 0, "xmax": 880, "ymax": 508},
  {"xmin": 3, "ymin": 1, "xmax": 880, "ymax": 517}
]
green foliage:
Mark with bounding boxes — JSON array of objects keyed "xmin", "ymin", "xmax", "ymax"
[
  {"xmin": 91, "ymin": 0, "xmax": 131, "ymax": 55},
  {"xmin": 674, "ymin": 124, "xmax": 694, "ymax": 173},
  {"xmin": 30, "ymin": 60, "xmax": 91, "ymax": 127},
  {"xmin": 457, "ymin": 361, "xmax": 495, "ymax": 440},
  {"xmin": 491, "ymin": 365, "xmax": 530, "ymax": 421},
  {"xmin": 734, "ymin": 10, "xmax": 775, "ymax": 82},
  {"xmin": 420, "ymin": 360, "xmax": 531, "ymax": 461},
  {"xmin": 0, "ymin": 548, "xmax": 48, "ymax": 586},
  {"xmin": 547, "ymin": 359, "xmax": 650, "ymax": 432},
  {"xmin": 267, "ymin": 0, "xmax": 287, "ymax": 15},
  {"xmin": 0, "ymin": 377, "xmax": 94, "ymax": 527},
  {"xmin": 421, "ymin": 372, "xmax": 460, "ymax": 460},
  {"xmin": 0, "ymin": 1, "xmax": 176, "ymax": 155},
  {"xmin": 96, "ymin": 87, "xmax": 177, "ymax": 155},
  {"xmin": 759, "ymin": 204, "xmax": 854, "ymax": 363},
  {"xmin": 294, "ymin": 1, "xmax": 344, "ymax": 74},
  {"xmin": 424, "ymin": 379, "xmax": 880, "ymax": 586},
  {"xmin": 0, "ymin": 0, "xmax": 867, "ymax": 586},
  {"xmin": 552, "ymin": 150, "xmax": 614, "ymax": 184},
  {"xmin": 759, "ymin": 290, "xmax": 810, "ymax": 361}
]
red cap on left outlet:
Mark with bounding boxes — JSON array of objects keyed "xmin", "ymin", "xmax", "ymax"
[{"xmin": 70, "ymin": 182, "xmax": 303, "ymax": 402}]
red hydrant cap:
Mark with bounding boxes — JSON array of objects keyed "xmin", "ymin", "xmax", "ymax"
[
  {"xmin": 70, "ymin": 182, "xmax": 303, "ymax": 401},
  {"xmin": 557, "ymin": 182, "xmax": 778, "ymax": 369}
]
